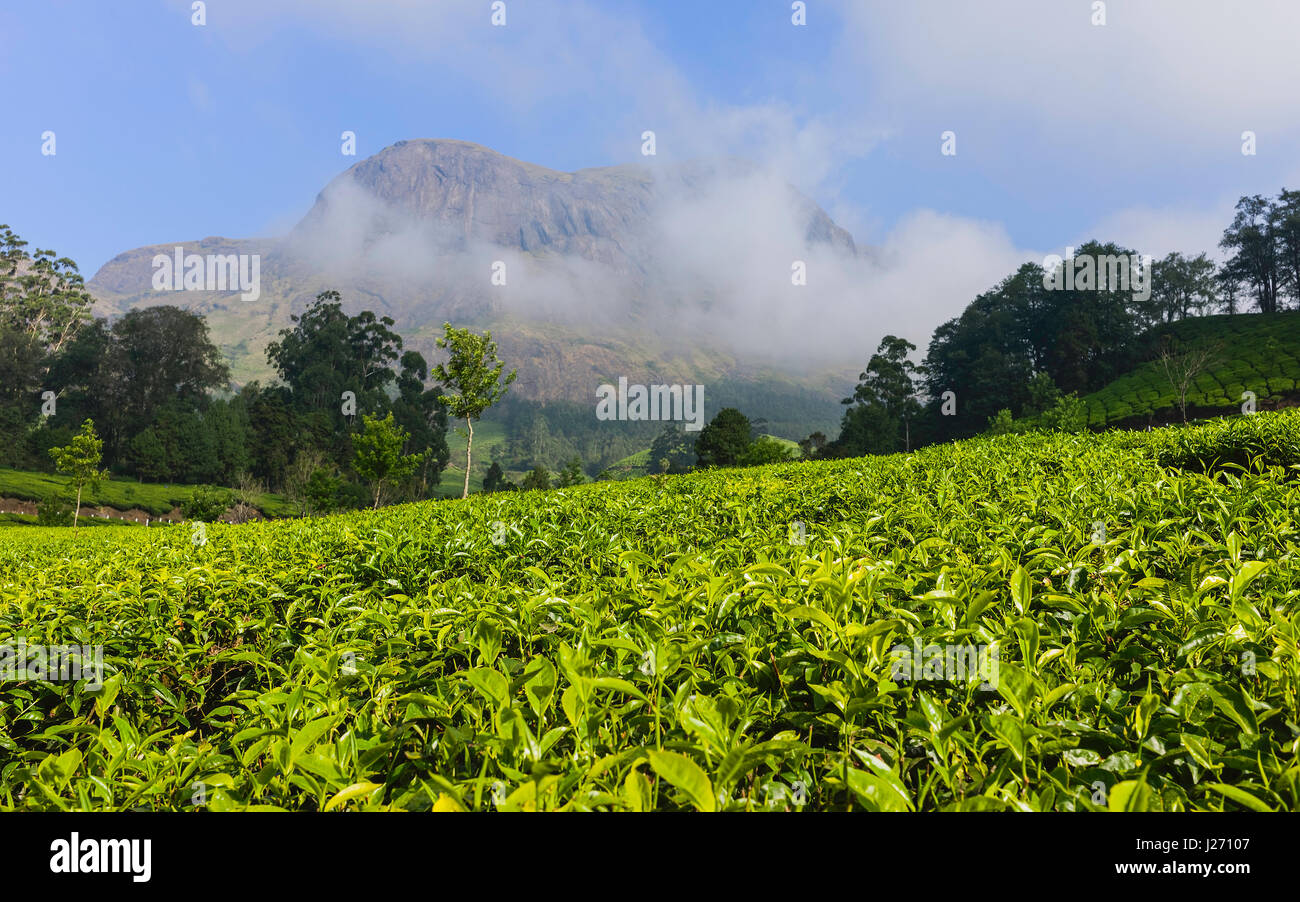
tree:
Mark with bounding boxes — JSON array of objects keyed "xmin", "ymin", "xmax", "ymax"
[
  {"xmin": 1219, "ymin": 195, "xmax": 1283, "ymax": 314},
  {"xmin": 285, "ymin": 448, "xmax": 330, "ymax": 516},
  {"xmin": 0, "ymin": 325, "xmax": 45, "ymax": 423},
  {"xmin": 1022, "ymin": 371, "xmax": 1061, "ymax": 418},
  {"xmin": 49, "ymin": 419, "xmax": 106, "ymax": 531},
  {"xmin": 352, "ymin": 413, "xmax": 424, "ymax": 509},
  {"xmin": 694, "ymin": 408, "xmax": 751, "ymax": 468},
  {"xmin": 432, "ymin": 323, "xmax": 517, "ymax": 499},
  {"xmin": 98, "ymin": 306, "xmax": 230, "ymax": 458},
  {"xmin": 1157, "ymin": 340, "xmax": 1222, "ymax": 423},
  {"xmin": 0, "ymin": 224, "xmax": 94, "ymax": 356},
  {"xmin": 1277, "ymin": 189, "xmax": 1300, "ymax": 308},
  {"xmin": 266, "ymin": 291, "xmax": 403, "ymax": 418},
  {"xmin": 127, "ymin": 427, "xmax": 167, "ymax": 483},
  {"xmin": 521, "ymin": 465, "xmax": 552, "ymax": 491},
  {"xmin": 242, "ymin": 384, "xmax": 300, "ymax": 488},
  {"xmin": 1146, "ymin": 252, "xmax": 1219, "ymax": 324},
  {"xmin": 798, "ymin": 431, "xmax": 828, "ymax": 459},
  {"xmin": 739, "ymin": 436, "xmax": 796, "ymax": 466},
  {"xmin": 829, "ymin": 402, "xmax": 897, "ymax": 459},
  {"xmin": 841, "ymin": 335, "xmax": 922, "ymax": 453},
  {"xmin": 392, "ymin": 350, "xmax": 450, "ymax": 498},
  {"xmin": 204, "ymin": 399, "xmax": 251, "ymax": 486},
  {"xmin": 1217, "ymin": 268, "xmax": 1243, "ymax": 315},
  {"xmin": 149, "ymin": 403, "xmax": 219, "ymax": 484},
  {"xmin": 483, "ymin": 461, "xmax": 508, "ymax": 493},
  {"xmin": 556, "ymin": 456, "xmax": 585, "ymax": 487},
  {"xmin": 649, "ymin": 424, "xmax": 695, "ymax": 474}
]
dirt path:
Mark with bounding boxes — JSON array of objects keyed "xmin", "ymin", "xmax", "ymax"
[{"xmin": 0, "ymin": 497, "xmax": 183, "ymax": 524}]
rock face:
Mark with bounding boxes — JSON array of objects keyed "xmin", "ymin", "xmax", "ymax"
[{"xmin": 87, "ymin": 139, "xmax": 860, "ymax": 423}]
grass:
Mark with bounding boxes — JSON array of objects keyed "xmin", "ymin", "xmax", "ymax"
[
  {"xmin": 1080, "ymin": 312, "xmax": 1300, "ymax": 426},
  {"xmin": 0, "ymin": 468, "xmax": 295, "ymax": 519},
  {"xmin": 1, "ymin": 411, "xmax": 1298, "ymax": 811}
]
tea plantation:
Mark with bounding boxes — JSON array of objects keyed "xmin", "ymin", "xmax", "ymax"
[
  {"xmin": 1081, "ymin": 312, "xmax": 1300, "ymax": 426},
  {"xmin": 1, "ymin": 412, "xmax": 1298, "ymax": 811}
]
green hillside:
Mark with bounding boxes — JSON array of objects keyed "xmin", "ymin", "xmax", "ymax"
[
  {"xmin": 440, "ymin": 419, "xmax": 510, "ymax": 497},
  {"xmin": 599, "ymin": 448, "xmax": 652, "ymax": 481},
  {"xmin": 1080, "ymin": 313, "xmax": 1300, "ymax": 427},
  {"xmin": 600, "ymin": 434, "xmax": 803, "ymax": 481},
  {"xmin": 4, "ymin": 410, "xmax": 1298, "ymax": 810},
  {"xmin": 0, "ymin": 468, "xmax": 295, "ymax": 519}
]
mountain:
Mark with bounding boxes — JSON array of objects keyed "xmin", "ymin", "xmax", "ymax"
[{"xmin": 87, "ymin": 139, "xmax": 864, "ymax": 436}]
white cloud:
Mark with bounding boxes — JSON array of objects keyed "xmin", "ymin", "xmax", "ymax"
[
  {"xmin": 156, "ymin": 0, "xmax": 1293, "ymax": 370},
  {"xmin": 838, "ymin": 0, "xmax": 1300, "ymax": 152},
  {"xmin": 1081, "ymin": 202, "xmax": 1235, "ymax": 263}
]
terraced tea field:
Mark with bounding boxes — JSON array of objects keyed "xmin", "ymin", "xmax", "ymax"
[
  {"xmin": 1, "ymin": 413, "xmax": 1298, "ymax": 811},
  {"xmin": 1081, "ymin": 312, "xmax": 1300, "ymax": 426}
]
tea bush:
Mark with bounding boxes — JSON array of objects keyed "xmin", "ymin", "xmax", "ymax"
[
  {"xmin": 1, "ymin": 411, "xmax": 1298, "ymax": 811},
  {"xmin": 1149, "ymin": 412, "xmax": 1300, "ymax": 472}
]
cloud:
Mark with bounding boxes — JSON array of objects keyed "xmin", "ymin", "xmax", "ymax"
[
  {"xmin": 277, "ymin": 148, "xmax": 1040, "ymax": 375},
  {"xmin": 1081, "ymin": 203, "xmax": 1235, "ymax": 263},
  {"xmin": 838, "ymin": 0, "xmax": 1300, "ymax": 154},
  {"xmin": 177, "ymin": 0, "xmax": 878, "ymax": 194},
  {"xmin": 150, "ymin": 0, "xmax": 1284, "ymax": 377}
]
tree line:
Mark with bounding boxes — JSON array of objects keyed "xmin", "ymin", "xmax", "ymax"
[
  {"xmin": 1, "ymin": 224, "xmax": 531, "ymax": 513},
  {"xmin": 816, "ymin": 188, "xmax": 1300, "ymax": 457}
]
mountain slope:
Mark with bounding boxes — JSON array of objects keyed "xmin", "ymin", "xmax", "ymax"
[{"xmin": 87, "ymin": 140, "xmax": 860, "ymax": 433}]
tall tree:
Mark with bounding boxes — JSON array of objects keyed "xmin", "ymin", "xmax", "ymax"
[
  {"xmin": 1276, "ymin": 188, "xmax": 1300, "ymax": 308},
  {"xmin": 694, "ymin": 408, "xmax": 751, "ymax": 468},
  {"xmin": 1147, "ymin": 252, "xmax": 1219, "ymax": 324},
  {"xmin": 391, "ymin": 350, "xmax": 450, "ymax": 498},
  {"xmin": 352, "ymin": 413, "xmax": 423, "ymax": 509},
  {"xmin": 265, "ymin": 290, "xmax": 402, "ymax": 430},
  {"xmin": 840, "ymin": 335, "xmax": 922, "ymax": 453},
  {"xmin": 432, "ymin": 323, "xmax": 517, "ymax": 500},
  {"xmin": 50, "ymin": 419, "xmax": 106, "ymax": 532},
  {"xmin": 99, "ymin": 306, "xmax": 230, "ymax": 458},
  {"xmin": 0, "ymin": 224, "xmax": 94, "ymax": 356},
  {"xmin": 1219, "ymin": 194, "xmax": 1283, "ymax": 314}
]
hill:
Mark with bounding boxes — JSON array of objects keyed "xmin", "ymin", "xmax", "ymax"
[
  {"xmin": 440, "ymin": 419, "xmax": 510, "ymax": 497},
  {"xmin": 0, "ymin": 468, "xmax": 295, "ymax": 521},
  {"xmin": 1079, "ymin": 313, "xmax": 1300, "ymax": 427},
  {"xmin": 599, "ymin": 433, "xmax": 801, "ymax": 481},
  {"xmin": 85, "ymin": 139, "xmax": 855, "ymax": 438},
  {"xmin": 3, "ymin": 410, "xmax": 1296, "ymax": 810}
]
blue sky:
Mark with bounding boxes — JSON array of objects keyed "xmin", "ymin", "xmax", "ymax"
[{"xmin": 3, "ymin": 0, "xmax": 1299, "ymax": 321}]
